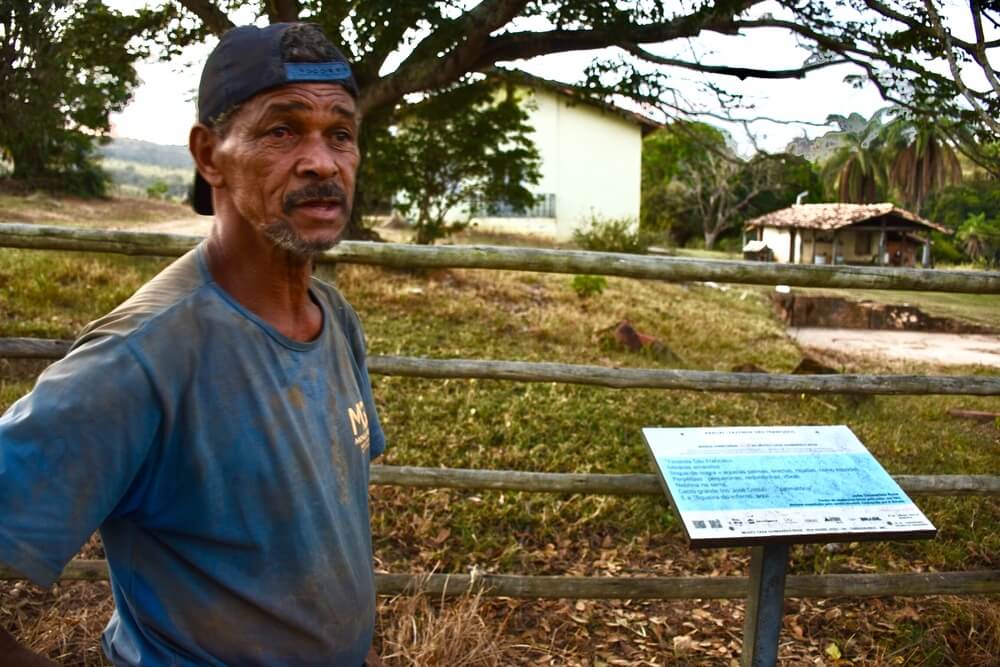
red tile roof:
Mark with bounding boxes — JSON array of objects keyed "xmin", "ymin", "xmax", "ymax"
[{"xmin": 745, "ymin": 203, "xmax": 950, "ymax": 234}]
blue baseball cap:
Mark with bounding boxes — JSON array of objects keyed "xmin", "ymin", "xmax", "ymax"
[{"xmin": 192, "ymin": 23, "xmax": 358, "ymax": 215}]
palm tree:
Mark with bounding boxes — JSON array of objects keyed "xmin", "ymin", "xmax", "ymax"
[
  {"xmin": 885, "ymin": 121, "xmax": 962, "ymax": 214},
  {"xmin": 821, "ymin": 110, "xmax": 893, "ymax": 204}
]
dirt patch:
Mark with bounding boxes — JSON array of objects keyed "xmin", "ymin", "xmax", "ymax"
[
  {"xmin": 773, "ymin": 294, "xmax": 996, "ymax": 334},
  {"xmin": 789, "ymin": 327, "xmax": 1000, "ymax": 368}
]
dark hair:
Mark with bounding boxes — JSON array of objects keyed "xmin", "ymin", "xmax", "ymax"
[{"xmin": 211, "ymin": 24, "xmax": 348, "ymax": 136}]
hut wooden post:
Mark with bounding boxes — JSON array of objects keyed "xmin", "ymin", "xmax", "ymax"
[{"xmin": 878, "ymin": 220, "xmax": 887, "ymax": 266}]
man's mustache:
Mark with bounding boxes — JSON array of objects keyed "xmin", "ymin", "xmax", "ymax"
[{"xmin": 282, "ymin": 182, "xmax": 348, "ymax": 214}]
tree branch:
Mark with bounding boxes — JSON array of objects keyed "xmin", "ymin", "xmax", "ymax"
[
  {"xmin": 621, "ymin": 41, "xmax": 849, "ymax": 80},
  {"xmin": 174, "ymin": 0, "xmax": 233, "ymax": 35},
  {"xmin": 923, "ymin": 0, "xmax": 1000, "ymax": 134},
  {"xmin": 360, "ymin": 0, "xmax": 530, "ymax": 115},
  {"xmin": 265, "ymin": 0, "xmax": 301, "ymax": 23},
  {"xmin": 360, "ymin": 0, "xmax": 758, "ymax": 115},
  {"xmin": 969, "ymin": 0, "xmax": 1000, "ymax": 99}
]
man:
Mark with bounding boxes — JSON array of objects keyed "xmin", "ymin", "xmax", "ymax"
[{"xmin": 0, "ymin": 23, "xmax": 385, "ymax": 666}]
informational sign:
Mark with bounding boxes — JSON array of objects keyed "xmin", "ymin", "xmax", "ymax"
[{"xmin": 643, "ymin": 425, "xmax": 937, "ymax": 547}]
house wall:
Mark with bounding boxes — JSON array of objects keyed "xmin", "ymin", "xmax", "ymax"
[
  {"xmin": 760, "ymin": 227, "xmax": 792, "ymax": 263},
  {"xmin": 470, "ymin": 85, "xmax": 644, "ymax": 241}
]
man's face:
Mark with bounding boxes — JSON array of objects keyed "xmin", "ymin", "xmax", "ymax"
[{"xmin": 212, "ymin": 83, "xmax": 360, "ymax": 257}]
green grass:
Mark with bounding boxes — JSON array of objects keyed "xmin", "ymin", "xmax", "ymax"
[{"xmin": 0, "ymin": 245, "xmax": 997, "ymax": 664}]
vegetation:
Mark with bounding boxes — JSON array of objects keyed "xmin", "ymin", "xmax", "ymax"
[
  {"xmin": 367, "ymin": 79, "xmax": 540, "ymax": 245},
  {"xmin": 0, "ymin": 237, "xmax": 997, "ymax": 664},
  {"xmin": 569, "ymin": 274, "xmax": 606, "ymax": 299},
  {"xmin": 571, "ymin": 215, "xmax": 650, "ymax": 254},
  {"xmin": 822, "ymin": 110, "xmax": 893, "ymax": 205},
  {"xmin": 0, "ymin": 1, "xmax": 164, "ymax": 195},
  {"xmin": 6, "ymin": 0, "xmax": 999, "ymax": 214},
  {"xmin": 641, "ymin": 123, "xmax": 822, "ymax": 249}
]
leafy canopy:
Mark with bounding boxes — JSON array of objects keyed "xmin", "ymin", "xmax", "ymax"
[
  {"xmin": 0, "ymin": 0, "xmax": 164, "ymax": 194},
  {"xmin": 369, "ymin": 78, "xmax": 540, "ymax": 245}
]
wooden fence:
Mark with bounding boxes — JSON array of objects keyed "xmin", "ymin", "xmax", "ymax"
[{"xmin": 1, "ymin": 223, "xmax": 999, "ymax": 600}]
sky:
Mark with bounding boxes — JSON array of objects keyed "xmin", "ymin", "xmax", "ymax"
[{"xmin": 106, "ymin": 1, "xmax": 984, "ymax": 156}]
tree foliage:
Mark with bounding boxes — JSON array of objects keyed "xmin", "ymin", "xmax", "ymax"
[
  {"xmin": 369, "ymin": 78, "xmax": 540, "ymax": 245},
  {"xmin": 926, "ymin": 176, "xmax": 1000, "ymax": 232},
  {"xmin": 158, "ymin": 0, "xmax": 997, "ymax": 167},
  {"xmin": 957, "ymin": 212, "xmax": 1000, "ymax": 267},
  {"xmin": 821, "ymin": 110, "xmax": 892, "ymax": 204},
  {"xmin": 642, "ymin": 123, "xmax": 820, "ymax": 249},
  {"xmin": 885, "ymin": 121, "xmax": 962, "ymax": 215},
  {"xmin": 0, "ymin": 0, "xmax": 164, "ymax": 194}
]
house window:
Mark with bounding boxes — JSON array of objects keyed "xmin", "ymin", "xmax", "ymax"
[
  {"xmin": 472, "ymin": 193, "xmax": 556, "ymax": 218},
  {"xmin": 855, "ymin": 231, "xmax": 872, "ymax": 255}
]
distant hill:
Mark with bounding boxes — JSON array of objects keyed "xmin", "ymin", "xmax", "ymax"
[
  {"xmin": 98, "ymin": 138, "xmax": 192, "ymax": 200},
  {"xmin": 99, "ymin": 137, "xmax": 193, "ymax": 170}
]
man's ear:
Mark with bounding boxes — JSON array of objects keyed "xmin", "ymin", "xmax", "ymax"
[{"xmin": 189, "ymin": 124, "xmax": 225, "ymax": 188}]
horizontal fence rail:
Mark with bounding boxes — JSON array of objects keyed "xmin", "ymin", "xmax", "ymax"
[
  {"xmin": 5, "ymin": 338, "xmax": 1000, "ymax": 396},
  {"xmin": 369, "ymin": 466, "xmax": 1000, "ymax": 497},
  {"xmin": 3, "ymin": 223, "xmax": 1000, "ymax": 293},
  {"xmin": 2, "ymin": 560, "xmax": 996, "ymax": 599}
]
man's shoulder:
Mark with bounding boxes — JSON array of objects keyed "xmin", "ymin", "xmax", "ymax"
[{"xmin": 74, "ymin": 247, "xmax": 209, "ymax": 348}]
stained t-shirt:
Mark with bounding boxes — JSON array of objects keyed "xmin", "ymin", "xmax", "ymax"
[{"xmin": 0, "ymin": 244, "xmax": 385, "ymax": 666}]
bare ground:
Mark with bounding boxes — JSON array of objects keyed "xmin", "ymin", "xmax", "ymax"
[{"xmin": 789, "ymin": 327, "xmax": 1000, "ymax": 369}]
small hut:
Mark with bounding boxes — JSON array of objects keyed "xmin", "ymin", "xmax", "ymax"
[
  {"xmin": 744, "ymin": 203, "xmax": 951, "ymax": 268},
  {"xmin": 742, "ymin": 240, "xmax": 774, "ymax": 262}
]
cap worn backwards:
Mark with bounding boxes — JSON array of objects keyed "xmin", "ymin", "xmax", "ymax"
[{"xmin": 191, "ymin": 23, "xmax": 358, "ymax": 215}]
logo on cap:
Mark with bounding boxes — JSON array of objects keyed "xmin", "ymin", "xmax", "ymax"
[{"xmin": 285, "ymin": 61, "xmax": 353, "ymax": 82}]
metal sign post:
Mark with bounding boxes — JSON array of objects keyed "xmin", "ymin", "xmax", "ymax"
[
  {"xmin": 741, "ymin": 543, "xmax": 790, "ymax": 667},
  {"xmin": 642, "ymin": 425, "xmax": 937, "ymax": 666}
]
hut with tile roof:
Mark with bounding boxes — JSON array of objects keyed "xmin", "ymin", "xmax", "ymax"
[{"xmin": 744, "ymin": 203, "xmax": 951, "ymax": 268}]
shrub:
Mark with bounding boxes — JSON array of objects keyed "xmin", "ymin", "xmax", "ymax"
[
  {"xmin": 146, "ymin": 180, "xmax": 169, "ymax": 200},
  {"xmin": 572, "ymin": 216, "xmax": 650, "ymax": 254},
  {"xmin": 570, "ymin": 274, "xmax": 607, "ymax": 298}
]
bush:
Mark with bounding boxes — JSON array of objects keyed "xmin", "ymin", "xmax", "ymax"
[
  {"xmin": 572, "ymin": 216, "xmax": 650, "ymax": 254},
  {"xmin": 931, "ymin": 234, "xmax": 964, "ymax": 264},
  {"xmin": 146, "ymin": 180, "xmax": 169, "ymax": 200},
  {"xmin": 570, "ymin": 274, "xmax": 607, "ymax": 298}
]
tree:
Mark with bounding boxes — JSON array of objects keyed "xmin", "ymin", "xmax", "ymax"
[
  {"xmin": 371, "ymin": 78, "xmax": 540, "ymax": 245},
  {"xmin": 148, "ymin": 0, "xmax": 998, "ymax": 232},
  {"xmin": 640, "ymin": 122, "xmax": 728, "ymax": 240},
  {"xmin": 821, "ymin": 110, "xmax": 892, "ymax": 204},
  {"xmin": 957, "ymin": 212, "xmax": 1000, "ymax": 267},
  {"xmin": 0, "ymin": 1, "xmax": 163, "ymax": 194},
  {"xmin": 884, "ymin": 120, "xmax": 962, "ymax": 215}
]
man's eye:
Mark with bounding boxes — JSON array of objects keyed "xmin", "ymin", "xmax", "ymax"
[
  {"xmin": 269, "ymin": 126, "xmax": 291, "ymax": 138},
  {"xmin": 332, "ymin": 130, "xmax": 353, "ymax": 143}
]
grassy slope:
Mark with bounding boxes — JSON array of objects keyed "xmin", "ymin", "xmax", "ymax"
[{"xmin": 0, "ymin": 233, "xmax": 998, "ymax": 664}]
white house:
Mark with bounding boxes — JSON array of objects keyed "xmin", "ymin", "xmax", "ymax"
[{"xmin": 467, "ymin": 70, "xmax": 660, "ymax": 241}]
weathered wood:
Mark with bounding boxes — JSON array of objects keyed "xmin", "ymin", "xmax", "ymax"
[
  {"xmin": 947, "ymin": 408, "xmax": 1000, "ymax": 422},
  {"xmin": 367, "ymin": 356, "xmax": 1000, "ymax": 396},
  {"xmin": 371, "ymin": 465, "xmax": 663, "ymax": 495},
  {"xmin": 0, "ymin": 337, "xmax": 72, "ymax": 359},
  {"xmin": 8, "ymin": 561, "xmax": 996, "ymax": 599},
  {"xmin": 8, "ymin": 339, "xmax": 998, "ymax": 397},
  {"xmin": 3, "ymin": 223, "xmax": 1000, "ymax": 293},
  {"xmin": 371, "ymin": 466, "xmax": 1000, "ymax": 497}
]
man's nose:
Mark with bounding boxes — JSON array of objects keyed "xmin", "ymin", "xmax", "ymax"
[{"xmin": 295, "ymin": 134, "xmax": 339, "ymax": 179}]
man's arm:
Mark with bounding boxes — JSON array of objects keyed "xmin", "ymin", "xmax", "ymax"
[{"xmin": 0, "ymin": 627, "xmax": 58, "ymax": 666}]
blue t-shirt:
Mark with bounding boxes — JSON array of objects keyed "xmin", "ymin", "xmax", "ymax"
[{"xmin": 0, "ymin": 245, "xmax": 385, "ymax": 666}]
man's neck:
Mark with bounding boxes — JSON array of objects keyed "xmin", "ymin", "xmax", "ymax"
[{"xmin": 204, "ymin": 219, "xmax": 323, "ymax": 343}]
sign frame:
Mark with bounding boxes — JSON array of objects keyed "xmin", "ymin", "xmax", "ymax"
[{"xmin": 643, "ymin": 425, "xmax": 937, "ymax": 548}]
